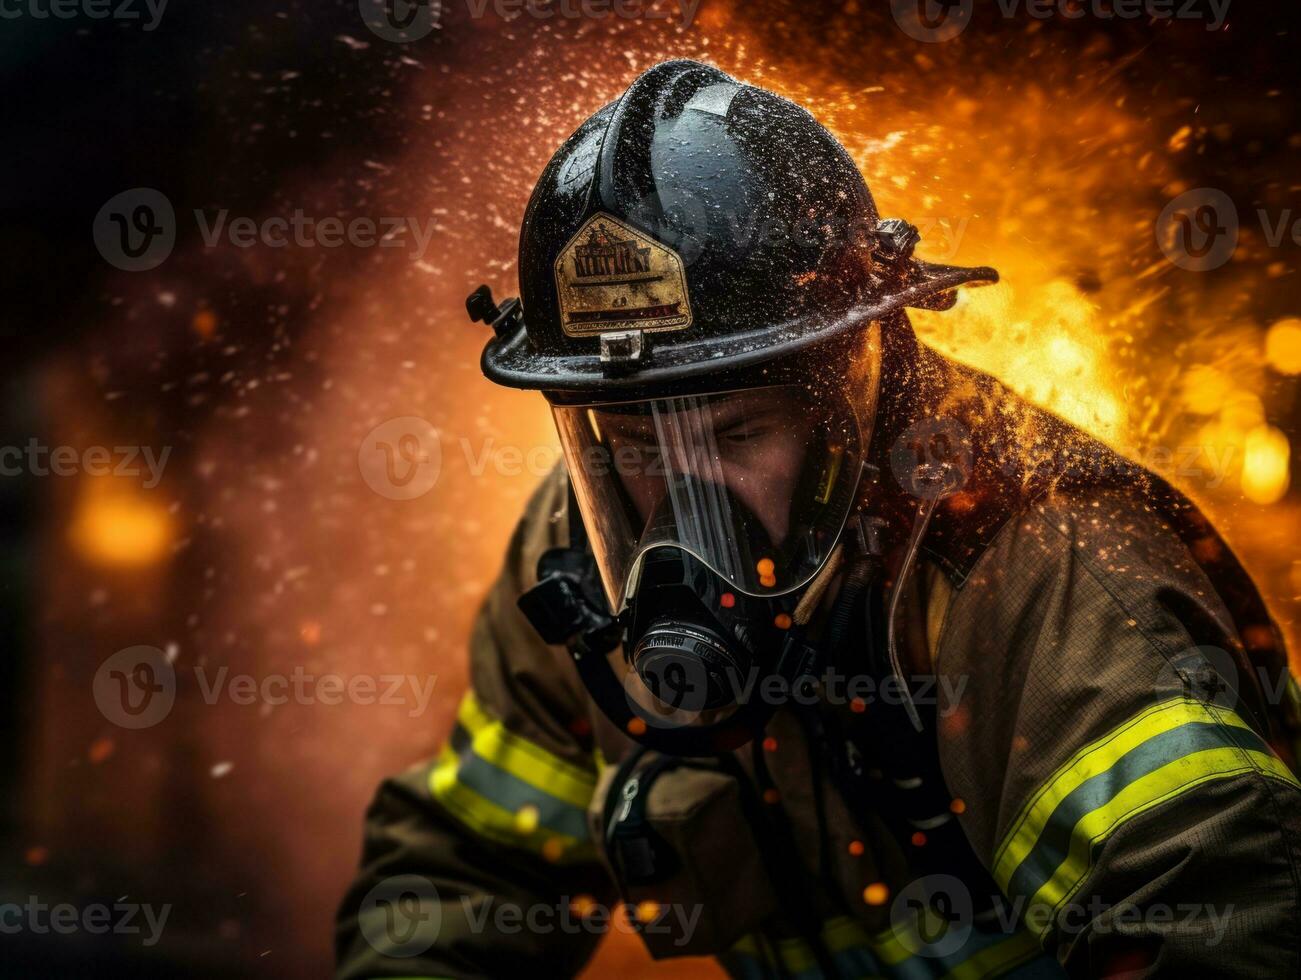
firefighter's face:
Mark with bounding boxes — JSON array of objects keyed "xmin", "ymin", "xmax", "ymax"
[{"xmin": 594, "ymin": 388, "xmax": 813, "ymax": 550}]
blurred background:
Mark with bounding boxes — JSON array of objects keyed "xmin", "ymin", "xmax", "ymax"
[{"xmin": 2, "ymin": 0, "xmax": 1300, "ymax": 976}]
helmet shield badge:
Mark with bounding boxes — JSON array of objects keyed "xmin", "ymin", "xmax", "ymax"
[{"xmin": 554, "ymin": 213, "xmax": 694, "ymax": 337}]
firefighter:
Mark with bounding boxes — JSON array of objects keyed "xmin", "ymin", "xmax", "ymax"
[{"xmin": 337, "ymin": 60, "xmax": 1301, "ymax": 978}]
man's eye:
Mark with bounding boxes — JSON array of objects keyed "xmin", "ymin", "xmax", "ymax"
[
  {"xmin": 722, "ymin": 413, "xmax": 783, "ymax": 439},
  {"xmin": 719, "ymin": 425, "xmax": 764, "ymax": 444}
]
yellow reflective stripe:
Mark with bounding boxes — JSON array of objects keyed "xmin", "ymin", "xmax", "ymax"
[
  {"xmin": 992, "ymin": 697, "xmax": 1249, "ymax": 889},
  {"xmin": 429, "ymin": 745, "xmax": 594, "ymax": 863},
  {"xmin": 729, "ymin": 916, "xmax": 1046, "ymax": 979},
  {"xmin": 730, "ymin": 934, "xmax": 761, "ymax": 957},
  {"xmin": 869, "ymin": 915, "xmax": 927, "ymax": 967},
  {"xmin": 867, "ymin": 911, "xmax": 1034, "ymax": 974},
  {"xmin": 941, "ymin": 930, "xmax": 1042, "ymax": 980},
  {"xmin": 824, "ymin": 915, "xmax": 872, "ymax": 954},
  {"xmin": 456, "ymin": 691, "xmax": 596, "ymax": 810},
  {"xmin": 1028, "ymin": 743, "xmax": 1295, "ymax": 921},
  {"xmin": 729, "ymin": 918, "xmax": 870, "ymax": 975},
  {"xmin": 766, "ymin": 935, "xmax": 816, "ymax": 974}
]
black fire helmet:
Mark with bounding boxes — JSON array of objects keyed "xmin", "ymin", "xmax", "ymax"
[{"xmin": 471, "ymin": 59, "xmax": 997, "ymax": 402}]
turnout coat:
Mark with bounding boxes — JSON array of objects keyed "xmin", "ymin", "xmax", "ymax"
[{"xmin": 337, "ymin": 331, "xmax": 1301, "ymax": 979}]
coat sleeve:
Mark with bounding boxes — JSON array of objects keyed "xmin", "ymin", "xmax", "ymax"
[
  {"xmin": 934, "ymin": 486, "xmax": 1301, "ymax": 977},
  {"xmin": 335, "ymin": 467, "xmax": 615, "ymax": 979}
]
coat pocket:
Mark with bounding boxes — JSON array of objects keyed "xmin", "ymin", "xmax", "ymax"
[{"xmin": 589, "ymin": 755, "xmax": 779, "ymax": 958}]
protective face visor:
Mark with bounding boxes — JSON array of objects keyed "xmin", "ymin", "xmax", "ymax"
[{"xmin": 552, "ymin": 377, "xmax": 877, "ymax": 615}]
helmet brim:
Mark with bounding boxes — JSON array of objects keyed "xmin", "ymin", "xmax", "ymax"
[{"xmin": 481, "ymin": 261, "xmax": 998, "ymax": 394}]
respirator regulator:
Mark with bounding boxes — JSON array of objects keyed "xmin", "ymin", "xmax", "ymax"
[{"xmin": 626, "ymin": 543, "xmax": 788, "ymax": 715}]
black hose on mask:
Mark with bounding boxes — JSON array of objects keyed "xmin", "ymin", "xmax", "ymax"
[{"xmin": 822, "ymin": 552, "xmax": 879, "ymax": 657}]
